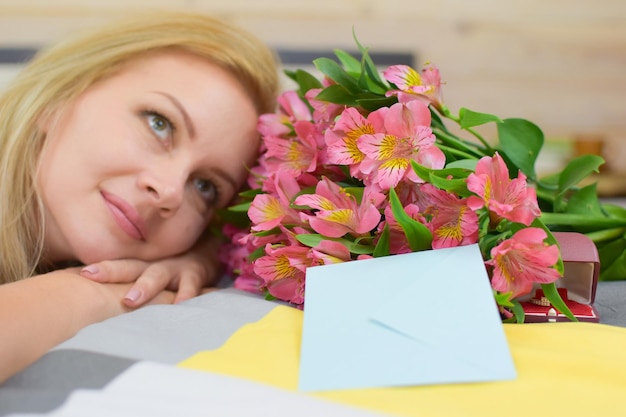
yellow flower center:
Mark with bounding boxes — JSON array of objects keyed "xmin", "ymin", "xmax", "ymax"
[
  {"xmin": 496, "ymin": 256, "xmax": 515, "ymax": 283},
  {"xmin": 435, "ymin": 207, "xmax": 467, "ymax": 242},
  {"xmin": 274, "ymin": 255, "xmax": 297, "ymax": 280},
  {"xmin": 404, "ymin": 67, "xmax": 423, "ymax": 87},
  {"xmin": 344, "ymin": 124, "xmax": 374, "ymax": 161},
  {"xmin": 261, "ymin": 197, "xmax": 284, "ymax": 221},
  {"xmin": 325, "ymin": 209, "xmax": 354, "ymax": 225}
]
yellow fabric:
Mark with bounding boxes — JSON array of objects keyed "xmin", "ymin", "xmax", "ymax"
[{"xmin": 179, "ymin": 306, "xmax": 626, "ymax": 417}]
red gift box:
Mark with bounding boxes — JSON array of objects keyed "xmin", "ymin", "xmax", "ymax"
[{"xmin": 520, "ymin": 232, "xmax": 600, "ymax": 323}]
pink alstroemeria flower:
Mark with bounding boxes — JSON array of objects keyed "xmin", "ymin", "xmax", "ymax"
[
  {"xmin": 305, "ymin": 88, "xmax": 344, "ymax": 127},
  {"xmin": 257, "ymin": 90, "xmax": 312, "ymax": 138},
  {"xmin": 248, "ymin": 172, "xmax": 302, "ymax": 232},
  {"xmin": 263, "ymin": 120, "xmax": 321, "ymax": 177},
  {"xmin": 324, "ymin": 107, "xmax": 378, "ymax": 177},
  {"xmin": 486, "ymin": 228, "xmax": 560, "ymax": 298},
  {"xmin": 383, "ymin": 64, "xmax": 444, "ymax": 112},
  {"xmin": 253, "ymin": 244, "xmax": 311, "ymax": 305},
  {"xmin": 233, "ymin": 274, "xmax": 265, "ymax": 295},
  {"xmin": 357, "ymin": 101, "xmax": 445, "ymax": 190},
  {"xmin": 418, "ymin": 184, "xmax": 479, "ymax": 249},
  {"xmin": 294, "ymin": 178, "xmax": 385, "ymax": 238},
  {"xmin": 309, "ymin": 239, "xmax": 353, "ymax": 264},
  {"xmin": 466, "ymin": 153, "xmax": 541, "ymax": 226}
]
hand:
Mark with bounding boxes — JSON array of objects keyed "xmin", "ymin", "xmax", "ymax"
[{"xmin": 80, "ymin": 250, "xmax": 219, "ymax": 308}]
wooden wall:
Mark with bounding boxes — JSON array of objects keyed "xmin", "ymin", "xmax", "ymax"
[{"xmin": 1, "ymin": 0, "xmax": 625, "ymax": 179}]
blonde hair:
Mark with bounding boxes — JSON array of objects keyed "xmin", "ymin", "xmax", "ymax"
[{"xmin": 0, "ymin": 11, "xmax": 279, "ymax": 284}]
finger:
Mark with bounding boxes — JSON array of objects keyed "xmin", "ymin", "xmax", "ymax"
[
  {"xmin": 122, "ymin": 264, "xmax": 176, "ymax": 308},
  {"xmin": 80, "ymin": 259, "xmax": 150, "ymax": 283},
  {"xmin": 146, "ymin": 289, "xmax": 177, "ymax": 305},
  {"xmin": 173, "ymin": 271, "xmax": 205, "ymax": 304}
]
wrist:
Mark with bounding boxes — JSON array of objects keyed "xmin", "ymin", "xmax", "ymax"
[{"xmin": 43, "ymin": 270, "xmax": 132, "ymax": 327}]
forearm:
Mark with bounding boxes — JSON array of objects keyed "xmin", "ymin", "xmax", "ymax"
[{"xmin": 0, "ymin": 271, "xmax": 130, "ymax": 383}]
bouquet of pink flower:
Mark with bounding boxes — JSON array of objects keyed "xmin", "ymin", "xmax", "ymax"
[{"xmin": 218, "ymin": 39, "xmax": 626, "ymax": 322}]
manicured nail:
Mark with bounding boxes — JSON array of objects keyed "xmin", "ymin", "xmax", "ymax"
[
  {"xmin": 81, "ymin": 265, "xmax": 99, "ymax": 276},
  {"xmin": 124, "ymin": 288, "xmax": 142, "ymax": 302}
]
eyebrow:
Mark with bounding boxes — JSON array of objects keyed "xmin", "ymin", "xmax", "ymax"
[{"xmin": 154, "ymin": 91, "xmax": 196, "ymax": 139}]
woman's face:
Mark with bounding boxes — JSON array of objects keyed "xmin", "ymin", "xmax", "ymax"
[{"xmin": 37, "ymin": 51, "xmax": 259, "ymax": 265}]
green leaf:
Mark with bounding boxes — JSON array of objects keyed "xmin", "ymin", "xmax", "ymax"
[
  {"xmin": 598, "ymin": 238, "xmax": 626, "ymax": 280},
  {"xmin": 564, "ymin": 183, "xmax": 604, "ymax": 216},
  {"xmin": 494, "ymin": 291, "xmax": 515, "ymax": 308},
  {"xmin": 389, "ymin": 188, "xmax": 433, "ymax": 251},
  {"xmin": 410, "ymin": 161, "xmax": 472, "ymax": 195},
  {"xmin": 479, "ymin": 231, "xmax": 510, "ymax": 258},
  {"xmin": 600, "ymin": 246, "xmax": 626, "ymax": 281},
  {"xmin": 431, "ymin": 177, "xmax": 472, "ymax": 196},
  {"xmin": 313, "ymin": 57, "xmax": 361, "ymax": 94},
  {"xmin": 411, "ymin": 161, "xmax": 472, "ymax": 181},
  {"xmin": 249, "ymin": 245, "xmax": 267, "ymax": 262},
  {"xmin": 295, "ymin": 234, "xmax": 374, "ymax": 255},
  {"xmin": 292, "ymin": 69, "xmax": 323, "ymax": 94},
  {"xmin": 226, "ymin": 201, "xmax": 252, "ymax": 212},
  {"xmin": 238, "ymin": 188, "xmax": 264, "ymax": 199},
  {"xmin": 557, "ymin": 154, "xmax": 604, "ymax": 197},
  {"xmin": 358, "ymin": 73, "xmax": 389, "ymax": 96},
  {"xmin": 373, "ymin": 224, "xmax": 391, "ymax": 257},
  {"xmin": 333, "ymin": 49, "xmax": 361, "ymax": 74},
  {"xmin": 214, "ymin": 208, "xmax": 250, "ymax": 229},
  {"xmin": 496, "ymin": 118, "xmax": 544, "ymax": 180},
  {"xmin": 355, "ymin": 96, "xmax": 397, "ymax": 111},
  {"xmin": 542, "ymin": 282, "xmax": 577, "ymax": 321},
  {"xmin": 352, "ymin": 31, "xmax": 387, "ymax": 88},
  {"xmin": 510, "ymin": 299, "xmax": 526, "ymax": 324},
  {"xmin": 315, "ymin": 84, "xmax": 358, "ymax": 105},
  {"xmin": 253, "ymin": 227, "xmax": 282, "ymax": 237},
  {"xmin": 445, "ymin": 159, "xmax": 478, "ymax": 171},
  {"xmin": 458, "ymin": 108, "xmax": 503, "ymax": 129}
]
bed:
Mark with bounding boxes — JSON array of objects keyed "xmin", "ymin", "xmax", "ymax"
[{"xmin": 1, "ymin": 282, "xmax": 626, "ymax": 417}]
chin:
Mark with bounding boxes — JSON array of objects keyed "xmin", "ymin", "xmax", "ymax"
[{"xmin": 74, "ymin": 246, "xmax": 125, "ymax": 265}]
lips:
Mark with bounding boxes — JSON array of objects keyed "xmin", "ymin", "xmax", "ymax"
[{"xmin": 101, "ymin": 190, "xmax": 146, "ymax": 241}]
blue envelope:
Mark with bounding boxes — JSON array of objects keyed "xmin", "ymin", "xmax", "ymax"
[{"xmin": 298, "ymin": 244, "xmax": 517, "ymax": 391}]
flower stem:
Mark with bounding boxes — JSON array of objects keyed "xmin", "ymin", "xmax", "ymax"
[
  {"xmin": 585, "ymin": 227, "xmax": 626, "ymax": 243},
  {"xmin": 540, "ymin": 213, "xmax": 626, "ymax": 228},
  {"xmin": 432, "ymin": 128, "xmax": 485, "ymax": 158},
  {"xmin": 465, "ymin": 127, "xmax": 494, "ymax": 153},
  {"xmin": 437, "ymin": 107, "xmax": 494, "ymax": 152},
  {"xmin": 437, "ymin": 144, "xmax": 479, "ymax": 160}
]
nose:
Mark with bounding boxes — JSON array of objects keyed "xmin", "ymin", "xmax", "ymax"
[{"xmin": 137, "ymin": 164, "xmax": 186, "ymax": 217}]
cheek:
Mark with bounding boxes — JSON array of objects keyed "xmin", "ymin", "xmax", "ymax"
[{"xmin": 160, "ymin": 209, "xmax": 209, "ymax": 252}]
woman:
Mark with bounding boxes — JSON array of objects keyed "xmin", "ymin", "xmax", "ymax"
[{"xmin": 0, "ymin": 11, "xmax": 279, "ymax": 382}]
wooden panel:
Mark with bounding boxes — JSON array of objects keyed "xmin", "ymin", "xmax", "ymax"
[{"xmin": 0, "ymin": 0, "xmax": 623, "ymax": 148}]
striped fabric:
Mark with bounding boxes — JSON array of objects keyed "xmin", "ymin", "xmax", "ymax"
[{"xmin": 2, "ymin": 288, "xmax": 626, "ymax": 417}]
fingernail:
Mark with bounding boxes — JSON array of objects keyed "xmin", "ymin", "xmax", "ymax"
[
  {"xmin": 81, "ymin": 265, "xmax": 99, "ymax": 276},
  {"xmin": 124, "ymin": 288, "xmax": 142, "ymax": 302}
]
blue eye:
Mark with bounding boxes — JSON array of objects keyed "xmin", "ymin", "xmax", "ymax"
[
  {"xmin": 193, "ymin": 177, "xmax": 218, "ymax": 206},
  {"xmin": 145, "ymin": 111, "xmax": 174, "ymax": 142}
]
